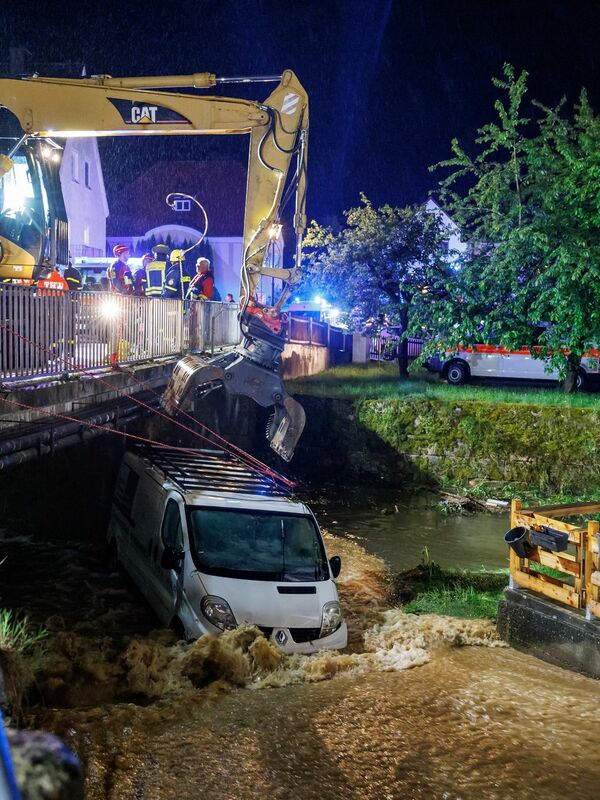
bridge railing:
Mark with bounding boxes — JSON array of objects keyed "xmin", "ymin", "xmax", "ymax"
[
  {"xmin": 0, "ymin": 285, "xmax": 352, "ymax": 383},
  {"xmin": 0, "ymin": 285, "xmax": 240, "ymax": 382}
]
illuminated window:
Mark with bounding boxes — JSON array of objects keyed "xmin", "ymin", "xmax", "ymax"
[
  {"xmin": 173, "ymin": 198, "xmax": 191, "ymax": 212},
  {"xmin": 0, "ymin": 155, "xmax": 34, "ymax": 215}
]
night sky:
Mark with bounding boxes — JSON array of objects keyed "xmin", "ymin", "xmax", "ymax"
[{"xmin": 2, "ymin": 1, "xmax": 600, "ymax": 225}]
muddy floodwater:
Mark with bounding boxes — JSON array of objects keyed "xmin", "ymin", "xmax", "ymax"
[
  {"xmin": 2, "ymin": 490, "xmax": 599, "ymax": 799},
  {"xmin": 309, "ymin": 490, "xmax": 510, "ymax": 571}
]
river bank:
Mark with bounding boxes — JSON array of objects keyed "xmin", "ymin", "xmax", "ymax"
[{"xmin": 287, "ymin": 371, "xmax": 600, "ymax": 499}]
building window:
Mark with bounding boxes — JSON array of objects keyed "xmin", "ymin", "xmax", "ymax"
[
  {"xmin": 84, "ymin": 161, "xmax": 91, "ymax": 189},
  {"xmin": 71, "ymin": 151, "xmax": 79, "ymax": 182},
  {"xmin": 83, "ymin": 224, "xmax": 90, "ymax": 245},
  {"xmin": 173, "ymin": 198, "xmax": 191, "ymax": 212}
]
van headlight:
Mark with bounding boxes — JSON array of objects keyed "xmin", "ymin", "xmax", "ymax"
[
  {"xmin": 320, "ymin": 601, "xmax": 342, "ymax": 638},
  {"xmin": 201, "ymin": 595, "xmax": 237, "ymax": 631}
]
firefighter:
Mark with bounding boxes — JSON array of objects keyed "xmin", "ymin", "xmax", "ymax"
[
  {"xmin": 145, "ymin": 244, "xmax": 169, "ymax": 297},
  {"xmin": 133, "ymin": 254, "xmax": 150, "ymax": 296},
  {"xmin": 64, "ymin": 259, "xmax": 82, "ymax": 291},
  {"xmin": 108, "ymin": 243, "xmax": 134, "ymax": 294},
  {"xmin": 162, "ymin": 249, "xmax": 185, "ymax": 298},
  {"xmin": 188, "ymin": 257, "xmax": 215, "ymax": 300},
  {"xmin": 36, "ymin": 266, "xmax": 68, "ymax": 294}
]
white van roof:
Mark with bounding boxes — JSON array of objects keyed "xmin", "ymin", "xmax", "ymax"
[{"xmin": 129, "ymin": 446, "xmax": 308, "ymax": 512}]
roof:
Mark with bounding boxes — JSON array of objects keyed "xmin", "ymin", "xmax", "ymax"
[
  {"xmin": 136, "ymin": 445, "xmax": 291, "ymax": 499},
  {"xmin": 106, "ymin": 160, "xmax": 247, "ymax": 237}
]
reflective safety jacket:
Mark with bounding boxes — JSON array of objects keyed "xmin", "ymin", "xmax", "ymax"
[
  {"xmin": 145, "ymin": 260, "xmax": 166, "ymax": 296},
  {"xmin": 64, "ymin": 264, "xmax": 82, "ymax": 291},
  {"xmin": 37, "ymin": 270, "xmax": 68, "ymax": 295},
  {"xmin": 109, "ymin": 260, "xmax": 134, "ymax": 294},
  {"xmin": 162, "ymin": 266, "xmax": 182, "ymax": 298},
  {"xmin": 189, "ymin": 269, "xmax": 215, "ymax": 300}
]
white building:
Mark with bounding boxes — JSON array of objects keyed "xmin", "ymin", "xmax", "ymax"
[
  {"xmin": 60, "ymin": 138, "xmax": 109, "ymax": 258},
  {"xmin": 425, "ymin": 198, "xmax": 468, "ymax": 267}
]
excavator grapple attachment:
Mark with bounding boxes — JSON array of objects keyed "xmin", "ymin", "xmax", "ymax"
[
  {"xmin": 161, "ymin": 352, "xmax": 305, "ymax": 461},
  {"xmin": 266, "ymin": 395, "xmax": 306, "ymax": 462}
]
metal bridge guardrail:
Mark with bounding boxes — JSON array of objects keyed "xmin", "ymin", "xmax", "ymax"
[
  {"xmin": 0, "ymin": 285, "xmax": 240, "ymax": 382},
  {"xmin": 0, "ymin": 286, "xmax": 353, "ymax": 383}
]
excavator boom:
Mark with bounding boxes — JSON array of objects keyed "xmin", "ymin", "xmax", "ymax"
[{"xmin": 0, "ymin": 70, "xmax": 308, "ymax": 459}]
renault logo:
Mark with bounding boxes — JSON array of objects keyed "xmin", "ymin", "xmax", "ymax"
[{"xmin": 275, "ymin": 630, "xmax": 287, "ymax": 646}]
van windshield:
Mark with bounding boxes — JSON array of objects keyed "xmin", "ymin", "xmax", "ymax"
[{"xmin": 187, "ymin": 508, "xmax": 330, "ymax": 582}]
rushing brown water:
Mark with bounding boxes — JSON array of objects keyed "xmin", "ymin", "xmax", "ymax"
[{"xmin": 2, "ymin": 498, "xmax": 599, "ymax": 799}]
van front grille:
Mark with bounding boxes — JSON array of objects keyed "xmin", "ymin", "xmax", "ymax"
[
  {"xmin": 290, "ymin": 628, "xmax": 321, "ymax": 644},
  {"xmin": 256, "ymin": 626, "xmax": 322, "ymax": 644}
]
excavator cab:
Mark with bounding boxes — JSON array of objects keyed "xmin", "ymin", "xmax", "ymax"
[{"xmin": 0, "ymin": 139, "xmax": 68, "ymax": 281}]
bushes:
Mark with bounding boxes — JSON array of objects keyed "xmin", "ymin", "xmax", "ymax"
[{"xmin": 0, "ymin": 610, "xmax": 47, "ymax": 718}]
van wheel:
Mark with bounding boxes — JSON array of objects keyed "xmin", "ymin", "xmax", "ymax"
[
  {"xmin": 576, "ymin": 368, "xmax": 587, "ymax": 391},
  {"xmin": 445, "ymin": 361, "xmax": 469, "ymax": 385},
  {"xmin": 170, "ymin": 617, "xmax": 186, "ymax": 641}
]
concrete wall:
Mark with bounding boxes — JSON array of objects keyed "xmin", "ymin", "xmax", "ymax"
[
  {"xmin": 352, "ymin": 332, "xmax": 370, "ymax": 363},
  {"xmin": 282, "ymin": 342, "xmax": 329, "ymax": 380}
]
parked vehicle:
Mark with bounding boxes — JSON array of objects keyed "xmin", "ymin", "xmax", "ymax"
[
  {"xmin": 426, "ymin": 344, "xmax": 600, "ymax": 389},
  {"xmin": 107, "ymin": 446, "xmax": 347, "ymax": 654}
]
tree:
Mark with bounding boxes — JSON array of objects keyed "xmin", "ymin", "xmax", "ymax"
[
  {"xmin": 431, "ymin": 64, "xmax": 600, "ymax": 391},
  {"xmin": 303, "ymin": 195, "xmax": 450, "ymax": 376}
]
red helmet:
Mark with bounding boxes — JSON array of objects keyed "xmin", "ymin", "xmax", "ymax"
[{"xmin": 113, "ymin": 243, "xmax": 129, "ymax": 257}]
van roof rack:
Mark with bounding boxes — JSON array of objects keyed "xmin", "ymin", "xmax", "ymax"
[{"xmin": 135, "ymin": 445, "xmax": 291, "ymax": 497}]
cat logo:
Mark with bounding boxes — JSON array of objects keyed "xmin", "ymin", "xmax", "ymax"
[
  {"xmin": 109, "ymin": 97, "xmax": 191, "ymax": 126},
  {"xmin": 131, "ymin": 105, "xmax": 158, "ymax": 124}
]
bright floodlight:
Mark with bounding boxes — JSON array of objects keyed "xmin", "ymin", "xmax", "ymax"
[{"xmin": 100, "ymin": 298, "xmax": 120, "ymax": 319}]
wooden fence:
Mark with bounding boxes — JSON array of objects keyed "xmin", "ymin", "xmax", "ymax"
[{"xmin": 509, "ymin": 499, "xmax": 600, "ymax": 620}]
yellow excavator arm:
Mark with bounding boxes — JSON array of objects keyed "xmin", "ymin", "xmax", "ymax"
[
  {"xmin": 0, "ymin": 70, "xmax": 308, "ymax": 305},
  {"xmin": 0, "ymin": 71, "xmax": 309, "ymax": 460}
]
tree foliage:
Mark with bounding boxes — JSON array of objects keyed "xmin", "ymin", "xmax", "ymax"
[
  {"xmin": 430, "ymin": 64, "xmax": 600, "ymax": 390},
  {"xmin": 303, "ymin": 195, "xmax": 450, "ymax": 375}
]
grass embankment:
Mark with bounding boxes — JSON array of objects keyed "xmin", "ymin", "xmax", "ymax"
[
  {"xmin": 0, "ymin": 610, "xmax": 47, "ymax": 719},
  {"xmin": 392, "ymin": 554, "xmax": 508, "ymax": 620},
  {"xmin": 289, "ymin": 362, "xmax": 600, "ymax": 409},
  {"xmin": 288, "ymin": 363, "xmax": 600, "ymax": 501}
]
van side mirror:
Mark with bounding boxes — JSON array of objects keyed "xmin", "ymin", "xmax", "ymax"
[
  {"xmin": 329, "ymin": 555, "xmax": 342, "ymax": 579},
  {"xmin": 161, "ymin": 546, "xmax": 184, "ymax": 573}
]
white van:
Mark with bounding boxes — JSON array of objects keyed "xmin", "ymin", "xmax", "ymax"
[
  {"xmin": 426, "ymin": 344, "xmax": 600, "ymax": 389},
  {"xmin": 107, "ymin": 446, "xmax": 347, "ymax": 654}
]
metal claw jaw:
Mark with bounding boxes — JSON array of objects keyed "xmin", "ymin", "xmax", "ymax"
[
  {"xmin": 161, "ymin": 352, "xmax": 305, "ymax": 461},
  {"xmin": 267, "ymin": 395, "xmax": 306, "ymax": 462}
]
